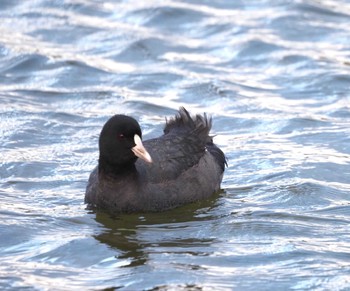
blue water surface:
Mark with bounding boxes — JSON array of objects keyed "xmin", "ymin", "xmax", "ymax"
[{"xmin": 1, "ymin": 0, "xmax": 350, "ymax": 290}]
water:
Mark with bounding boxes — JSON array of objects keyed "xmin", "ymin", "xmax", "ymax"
[{"xmin": 1, "ymin": 0, "xmax": 350, "ymax": 290}]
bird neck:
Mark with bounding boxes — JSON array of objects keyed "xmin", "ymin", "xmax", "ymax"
[{"xmin": 98, "ymin": 156, "xmax": 137, "ymax": 177}]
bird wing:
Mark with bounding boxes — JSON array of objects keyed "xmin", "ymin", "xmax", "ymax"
[{"xmin": 136, "ymin": 107, "xmax": 212, "ymax": 182}]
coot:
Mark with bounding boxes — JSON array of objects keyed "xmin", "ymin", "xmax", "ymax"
[{"xmin": 85, "ymin": 107, "xmax": 226, "ymax": 213}]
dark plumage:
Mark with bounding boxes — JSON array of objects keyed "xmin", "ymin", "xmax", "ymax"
[{"xmin": 85, "ymin": 107, "xmax": 227, "ymax": 213}]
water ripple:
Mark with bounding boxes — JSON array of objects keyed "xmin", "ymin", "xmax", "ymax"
[{"xmin": 1, "ymin": 0, "xmax": 350, "ymax": 290}]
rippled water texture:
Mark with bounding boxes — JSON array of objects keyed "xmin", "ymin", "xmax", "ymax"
[{"xmin": 1, "ymin": 0, "xmax": 350, "ymax": 290}]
